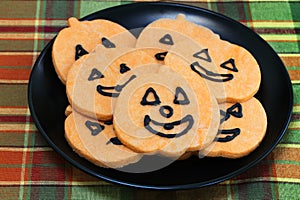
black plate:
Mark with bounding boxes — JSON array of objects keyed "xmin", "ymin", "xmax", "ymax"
[{"xmin": 28, "ymin": 2, "xmax": 293, "ymax": 190}]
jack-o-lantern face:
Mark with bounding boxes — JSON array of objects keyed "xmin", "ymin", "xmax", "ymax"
[
  {"xmin": 141, "ymin": 86, "xmax": 194, "ymax": 138},
  {"xmin": 113, "ymin": 66, "xmax": 201, "ymax": 157}
]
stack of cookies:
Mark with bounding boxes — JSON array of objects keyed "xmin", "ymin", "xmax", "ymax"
[{"xmin": 52, "ymin": 14, "xmax": 267, "ymax": 169}]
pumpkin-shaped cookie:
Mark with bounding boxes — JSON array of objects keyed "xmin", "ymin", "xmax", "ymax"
[
  {"xmin": 138, "ymin": 14, "xmax": 261, "ymax": 102},
  {"xmin": 65, "ymin": 110, "xmax": 142, "ymax": 168},
  {"xmin": 52, "ymin": 17, "xmax": 136, "ymax": 84},
  {"xmin": 66, "ymin": 45, "xmax": 160, "ymax": 120},
  {"xmin": 113, "ymin": 66, "xmax": 215, "ymax": 157},
  {"xmin": 202, "ymin": 97, "xmax": 267, "ymax": 158}
]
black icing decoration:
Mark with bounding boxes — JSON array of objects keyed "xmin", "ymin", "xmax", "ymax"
[
  {"xmin": 120, "ymin": 63, "xmax": 131, "ymax": 74},
  {"xmin": 159, "ymin": 34, "xmax": 174, "ymax": 45},
  {"xmin": 101, "ymin": 37, "xmax": 116, "ymax": 48},
  {"xmin": 220, "ymin": 103, "xmax": 243, "ymax": 123},
  {"xmin": 75, "ymin": 44, "xmax": 88, "ymax": 60},
  {"xmin": 144, "ymin": 114, "xmax": 194, "ymax": 138},
  {"xmin": 155, "ymin": 51, "xmax": 168, "ymax": 61},
  {"xmin": 159, "ymin": 105, "xmax": 173, "ymax": 118},
  {"xmin": 227, "ymin": 103, "xmax": 243, "ymax": 118},
  {"xmin": 193, "ymin": 49, "xmax": 212, "ymax": 62},
  {"xmin": 85, "ymin": 120, "xmax": 104, "ymax": 136},
  {"xmin": 97, "ymin": 75, "xmax": 136, "ymax": 97},
  {"xmin": 220, "ymin": 58, "xmax": 238, "ymax": 72},
  {"xmin": 163, "ymin": 123, "xmax": 174, "ymax": 130},
  {"xmin": 106, "ymin": 137, "xmax": 122, "ymax": 145},
  {"xmin": 104, "ymin": 120, "xmax": 113, "ymax": 125},
  {"xmin": 173, "ymin": 87, "xmax": 190, "ymax": 105},
  {"xmin": 88, "ymin": 68, "xmax": 104, "ymax": 81},
  {"xmin": 97, "ymin": 85, "xmax": 118, "ymax": 97},
  {"xmin": 216, "ymin": 128, "xmax": 240, "ymax": 142},
  {"xmin": 190, "ymin": 61, "xmax": 233, "ymax": 82},
  {"xmin": 140, "ymin": 87, "xmax": 161, "ymax": 106},
  {"xmin": 115, "ymin": 75, "xmax": 136, "ymax": 92}
]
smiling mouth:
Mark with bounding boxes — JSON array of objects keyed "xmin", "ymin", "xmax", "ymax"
[
  {"xmin": 190, "ymin": 61, "xmax": 233, "ymax": 82},
  {"xmin": 144, "ymin": 114, "xmax": 194, "ymax": 138},
  {"xmin": 96, "ymin": 75, "xmax": 136, "ymax": 97}
]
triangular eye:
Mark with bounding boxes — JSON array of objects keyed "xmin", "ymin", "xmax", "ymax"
[
  {"xmin": 155, "ymin": 51, "xmax": 168, "ymax": 61},
  {"xmin": 227, "ymin": 103, "xmax": 242, "ymax": 118},
  {"xmin": 85, "ymin": 120, "xmax": 104, "ymax": 136},
  {"xmin": 101, "ymin": 37, "xmax": 116, "ymax": 48},
  {"xmin": 220, "ymin": 103, "xmax": 243, "ymax": 123},
  {"xmin": 173, "ymin": 87, "xmax": 190, "ymax": 105},
  {"xmin": 120, "ymin": 63, "xmax": 131, "ymax": 74},
  {"xmin": 140, "ymin": 87, "xmax": 161, "ymax": 106},
  {"xmin": 88, "ymin": 68, "xmax": 104, "ymax": 81},
  {"xmin": 159, "ymin": 34, "xmax": 174, "ymax": 45},
  {"xmin": 220, "ymin": 58, "xmax": 238, "ymax": 72},
  {"xmin": 75, "ymin": 44, "xmax": 89, "ymax": 60},
  {"xmin": 193, "ymin": 49, "xmax": 212, "ymax": 62}
]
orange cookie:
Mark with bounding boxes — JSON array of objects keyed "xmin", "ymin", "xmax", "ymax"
[
  {"xmin": 66, "ymin": 45, "xmax": 160, "ymax": 120},
  {"xmin": 139, "ymin": 14, "xmax": 261, "ymax": 102},
  {"xmin": 113, "ymin": 66, "xmax": 214, "ymax": 157},
  {"xmin": 65, "ymin": 110, "xmax": 142, "ymax": 168},
  {"xmin": 52, "ymin": 17, "xmax": 136, "ymax": 84},
  {"xmin": 202, "ymin": 97, "xmax": 267, "ymax": 158}
]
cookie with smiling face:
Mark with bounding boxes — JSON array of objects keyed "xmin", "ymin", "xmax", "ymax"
[
  {"xmin": 113, "ymin": 66, "xmax": 217, "ymax": 157},
  {"xmin": 66, "ymin": 45, "xmax": 160, "ymax": 121},
  {"xmin": 202, "ymin": 97, "xmax": 267, "ymax": 158},
  {"xmin": 52, "ymin": 17, "xmax": 136, "ymax": 84},
  {"xmin": 137, "ymin": 14, "xmax": 261, "ymax": 103},
  {"xmin": 65, "ymin": 110, "xmax": 142, "ymax": 168}
]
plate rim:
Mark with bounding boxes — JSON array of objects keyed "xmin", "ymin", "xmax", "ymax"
[{"xmin": 28, "ymin": 2, "xmax": 294, "ymax": 190}]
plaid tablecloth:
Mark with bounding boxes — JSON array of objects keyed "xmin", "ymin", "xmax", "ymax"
[{"xmin": 0, "ymin": 0, "xmax": 299, "ymax": 199}]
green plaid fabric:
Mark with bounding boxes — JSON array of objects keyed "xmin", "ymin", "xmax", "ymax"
[{"xmin": 0, "ymin": 0, "xmax": 299, "ymax": 199}]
